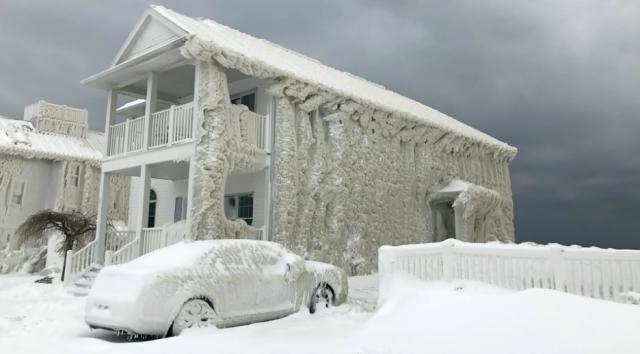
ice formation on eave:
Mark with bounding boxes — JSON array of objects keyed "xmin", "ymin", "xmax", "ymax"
[{"xmin": 151, "ymin": 5, "xmax": 517, "ymax": 161}]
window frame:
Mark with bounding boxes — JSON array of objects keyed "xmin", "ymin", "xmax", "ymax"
[
  {"xmin": 67, "ymin": 163, "xmax": 81, "ymax": 188},
  {"xmin": 224, "ymin": 192, "xmax": 254, "ymax": 226},
  {"xmin": 230, "ymin": 89, "xmax": 258, "ymax": 113},
  {"xmin": 9, "ymin": 179, "xmax": 27, "ymax": 207}
]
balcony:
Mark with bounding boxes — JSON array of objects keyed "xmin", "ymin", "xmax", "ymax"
[
  {"xmin": 107, "ymin": 102, "xmax": 195, "ymax": 157},
  {"xmin": 107, "ymin": 102, "xmax": 268, "ymax": 158}
]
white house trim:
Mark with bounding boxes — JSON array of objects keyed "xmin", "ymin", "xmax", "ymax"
[{"xmin": 111, "ymin": 8, "xmax": 188, "ymax": 67}]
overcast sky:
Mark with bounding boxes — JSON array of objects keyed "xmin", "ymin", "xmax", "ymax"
[{"xmin": 1, "ymin": 0, "xmax": 638, "ymax": 249}]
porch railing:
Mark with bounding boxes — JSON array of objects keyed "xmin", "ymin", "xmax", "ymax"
[
  {"xmin": 106, "ymin": 225, "xmax": 189, "ymax": 267},
  {"xmin": 107, "ymin": 102, "xmax": 195, "ymax": 157},
  {"xmin": 246, "ymin": 226, "xmax": 265, "ymax": 240},
  {"xmin": 245, "ymin": 112, "xmax": 267, "ymax": 151},
  {"xmin": 64, "ymin": 239, "xmax": 97, "ymax": 285},
  {"xmin": 105, "ymin": 230, "xmax": 136, "ymax": 253}
]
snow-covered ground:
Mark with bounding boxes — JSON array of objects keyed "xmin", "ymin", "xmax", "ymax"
[{"xmin": 1, "ymin": 273, "xmax": 639, "ymax": 354}]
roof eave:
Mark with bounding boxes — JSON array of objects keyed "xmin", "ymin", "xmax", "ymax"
[{"xmin": 80, "ymin": 36, "xmax": 187, "ymax": 90}]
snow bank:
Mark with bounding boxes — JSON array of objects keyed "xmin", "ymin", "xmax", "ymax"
[{"xmin": 355, "ymin": 274, "xmax": 640, "ymax": 354}]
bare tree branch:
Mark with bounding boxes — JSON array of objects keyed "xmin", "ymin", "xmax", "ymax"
[{"xmin": 15, "ymin": 209, "xmax": 113, "ymax": 256}]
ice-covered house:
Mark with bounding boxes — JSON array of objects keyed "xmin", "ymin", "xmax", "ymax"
[
  {"xmin": 74, "ymin": 5, "xmax": 517, "ymax": 283},
  {"xmin": 0, "ymin": 101, "xmax": 130, "ymax": 271}
]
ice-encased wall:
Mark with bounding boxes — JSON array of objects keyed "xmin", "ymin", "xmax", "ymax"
[
  {"xmin": 266, "ymin": 80, "xmax": 516, "ymax": 274},
  {"xmin": 0, "ymin": 155, "xmax": 25, "ymax": 227},
  {"xmin": 188, "ymin": 61, "xmax": 267, "ymax": 241},
  {"xmin": 180, "ymin": 36, "xmax": 517, "ymax": 275}
]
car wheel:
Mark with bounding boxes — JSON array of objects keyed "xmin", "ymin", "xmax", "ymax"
[
  {"xmin": 171, "ymin": 299, "xmax": 217, "ymax": 336},
  {"xmin": 309, "ymin": 283, "xmax": 334, "ymax": 314}
]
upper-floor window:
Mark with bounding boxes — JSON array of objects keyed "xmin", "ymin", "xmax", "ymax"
[
  {"xmin": 66, "ymin": 163, "xmax": 81, "ymax": 187},
  {"xmin": 230, "ymin": 91, "xmax": 256, "ymax": 113},
  {"xmin": 10, "ymin": 180, "xmax": 26, "ymax": 206}
]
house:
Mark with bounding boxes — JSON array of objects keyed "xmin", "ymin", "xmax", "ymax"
[
  {"xmin": 0, "ymin": 101, "xmax": 130, "ymax": 272},
  {"xmin": 73, "ymin": 5, "xmax": 517, "ymax": 284}
]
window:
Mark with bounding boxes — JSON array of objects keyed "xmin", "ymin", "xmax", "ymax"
[
  {"xmin": 66, "ymin": 163, "xmax": 81, "ymax": 187},
  {"xmin": 230, "ymin": 92, "xmax": 256, "ymax": 113},
  {"xmin": 148, "ymin": 189, "xmax": 157, "ymax": 228},
  {"xmin": 10, "ymin": 180, "xmax": 26, "ymax": 206},
  {"xmin": 224, "ymin": 193, "xmax": 254, "ymax": 226},
  {"xmin": 174, "ymin": 197, "xmax": 190, "ymax": 222}
]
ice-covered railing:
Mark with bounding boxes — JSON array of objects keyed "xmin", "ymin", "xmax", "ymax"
[
  {"xmin": 23, "ymin": 100, "xmax": 88, "ymax": 125},
  {"xmin": 107, "ymin": 102, "xmax": 196, "ymax": 157},
  {"xmin": 242, "ymin": 112, "xmax": 268, "ymax": 151},
  {"xmin": 378, "ymin": 239, "xmax": 640, "ymax": 306}
]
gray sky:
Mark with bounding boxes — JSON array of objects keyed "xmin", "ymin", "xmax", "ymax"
[{"xmin": 1, "ymin": 0, "xmax": 638, "ymax": 249}]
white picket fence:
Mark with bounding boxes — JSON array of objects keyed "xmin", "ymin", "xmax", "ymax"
[{"xmin": 378, "ymin": 239, "xmax": 640, "ymax": 305}]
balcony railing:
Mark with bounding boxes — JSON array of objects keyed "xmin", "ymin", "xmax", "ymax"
[
  {"xmin": 107, "ymin": 102, "xmax": 270, "ymax": 158},
  {"xmin": 107, "ymin": 102, "xmax": 195, "ymax": 157}
]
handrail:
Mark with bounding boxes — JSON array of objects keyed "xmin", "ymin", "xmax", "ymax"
[
  {"xmin": 109, "ymin": 237, "xmax": 140, "ymax": 266},
  {"xmin": 64, "ymin": 239, "xmax": 97, "ymax": 285}
]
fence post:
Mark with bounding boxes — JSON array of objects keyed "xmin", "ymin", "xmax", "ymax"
[
  {"xmin": 168, "ymin": 105, "xmax": 175, "ymax": 146},
  {"xmin": 377, "ymin": 245, "xmax": 398, "ymax": 309},
  {"xmin": 550, "ymin": 245, "xmax": 565, "ymax": 293},
  {"xmin": 442, "ymin": 239, "xmax": 456, "ymax": 282},
  {"xmin": 123, "ymin": 119, "xmax": 131, "ymax": 154},
  {"xmin": 64, "ymin": 250, "xmax": 74, "ymax": 285},
  {"xmin": 104, "ymin": 250, "xmax": 113, "ymax": 267},
  {"xmin": 161, "ymin": 224, "xmax": 169, "ymax": 248}
]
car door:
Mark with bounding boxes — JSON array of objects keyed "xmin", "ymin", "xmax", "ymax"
[
  {"xmin": 213, "ymin": 243, "xmax": 261, "ymax": 325},
  {"xmin": 251, "ymin": 245, "xmax": 298, "ymax": 317}
]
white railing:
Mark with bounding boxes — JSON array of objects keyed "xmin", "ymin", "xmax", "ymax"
[
  {"xmin": 108, "ymin": 238, "xmax": 140, "ymax": 266},
  {"xmin": 244, "ymin": 113, "xmax": 267, "ymax": 150},
  {"xmin": 108, "ymin": 122, "xmax": 127, "ymax": 156},
  {"xmin": 64, "ymin": 239, "xmax": 97, "ymax": 284},
  {"xmin": 245, "ymin": 226, "xmax": 265, "ymax": 240},
  {"xmin": 149, "ymin": 103, "xmax": 195, "ymax": 149},
  {"xmin": 107, "ymin": 102, "xmax": 195, "ymax": 157},
  {"xmin": 141, "ymin": 225, "xmax": 188, "ymax": 255},
  {"xmin": 105, "ymin": 230, "xmax": 136, "ymax": 253},
  {"xmin": 141, "ymin": 227, "xmax": 164, "ymax": 255},
  {"xmin": 378, "ymin": 239, "xmax": 640, "ymax": 305}
]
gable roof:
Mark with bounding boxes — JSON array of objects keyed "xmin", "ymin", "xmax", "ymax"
[
  {"xmin": 0, "ymin": 117, "xmax": 103, "ymax": 165},
  {"xmin": 148, "ymin": 5, "xmax": 515, "ymax": 156}
]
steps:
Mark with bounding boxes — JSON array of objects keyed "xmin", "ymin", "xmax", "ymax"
[{"xmin": 67, "ymin": 264, "xmax": 102, "ymax": 296}]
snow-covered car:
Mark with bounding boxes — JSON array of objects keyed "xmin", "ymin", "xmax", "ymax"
[{"xmin": 84, "ymin": 239, "xmax": 348, "ymax": 337}]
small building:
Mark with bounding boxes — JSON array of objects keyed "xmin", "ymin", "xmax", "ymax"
[
  {"xmin": 0, "ymin": 101, "xmax": 130, "ymax": 271},
  {"xmin": 74, "ymin": 5, "xmax": 517, "ymax": 283}
]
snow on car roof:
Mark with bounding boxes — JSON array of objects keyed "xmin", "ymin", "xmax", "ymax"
[{"xmin": 116, "ymin": 239, "xmax": 287, "ymax": 273}]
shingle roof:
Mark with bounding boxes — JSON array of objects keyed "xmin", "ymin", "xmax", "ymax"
[
  {"xmin": 151, "ymin": 5, "xmax": 516, "ymax": 154},
  {"xmin": 0, "ymin": 116, "xmax": 103, "ymax": 164}
]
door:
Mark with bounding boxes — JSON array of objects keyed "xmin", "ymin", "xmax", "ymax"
[
  {"xmin": 213, "ymin": 243, "xmax": 261, "ymax": 325},
  {"xmin": 252, "ymin": 246, "xmax": 297, "ymax": 317}
]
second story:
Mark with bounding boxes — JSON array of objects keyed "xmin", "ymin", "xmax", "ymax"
[{"xmin": 81, "ymin": 8, "xmax": 274, "ymax": 172}]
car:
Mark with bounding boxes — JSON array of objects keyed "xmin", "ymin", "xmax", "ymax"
[{"xmin": 84, "ymin": 239, "xmax": 349, "ymax": 337}]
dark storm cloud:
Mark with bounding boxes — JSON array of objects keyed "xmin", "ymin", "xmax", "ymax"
[{"xmin": 0, "ymin": 0, "xmax": 638, "ymax": 248}]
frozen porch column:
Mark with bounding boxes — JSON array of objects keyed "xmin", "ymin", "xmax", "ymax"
[{"xmin": 94, "ymin": 88, "xmax": 117, "ymax": 264}]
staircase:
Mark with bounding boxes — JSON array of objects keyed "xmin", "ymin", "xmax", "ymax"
[{"xmin": 67, "ymin": 264, "xmax": 102, "ymax": 296}]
